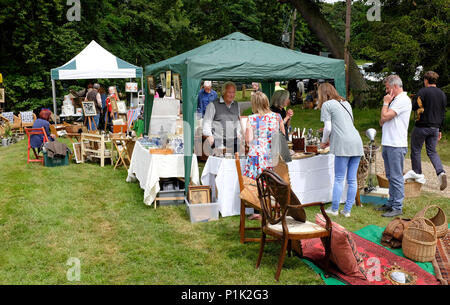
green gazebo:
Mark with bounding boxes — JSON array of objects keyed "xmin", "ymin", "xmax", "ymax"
[{"xmin": 144, "ymin": 32, "xmax": 345, "ymax": 187}]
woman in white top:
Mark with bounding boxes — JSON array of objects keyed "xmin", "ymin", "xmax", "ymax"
[{"xmin": 318, "ymin": 83, "xmax": 364, "ymax": 217}]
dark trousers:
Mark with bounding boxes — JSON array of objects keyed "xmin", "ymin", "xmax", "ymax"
[{"xmin": 411, "ymin": 126, "xmax": 444, "ymax": 176}]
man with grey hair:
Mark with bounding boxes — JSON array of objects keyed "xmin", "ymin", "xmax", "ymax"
[
  {"xmin": 377, "ymin": 75, "xmax": 412, "ymax": 217},
  {"xmin": 203, "ymin": 81, "xmax": 242, "ymax": 154}
]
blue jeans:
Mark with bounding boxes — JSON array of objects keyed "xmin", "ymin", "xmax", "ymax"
[
  {"xmin": 331, "ymin": 156, "xmax": 361, "ymax": 213},
  {"xmin": 382, "ymin": 146, "xmax": 408, "ymax": 211}
]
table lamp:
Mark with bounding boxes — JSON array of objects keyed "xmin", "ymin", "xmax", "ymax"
[{"xmin": 365, "ymin": 128, "xmax": 377, "ymax": 193}]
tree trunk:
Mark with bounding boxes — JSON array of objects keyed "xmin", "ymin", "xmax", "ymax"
[{"xmin": 279, "ymin": 0, "xmax": 369, "ymax": 107}]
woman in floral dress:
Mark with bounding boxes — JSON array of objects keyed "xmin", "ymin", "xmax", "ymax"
[{"xmin": 244, "ymin": 91, "xmax": 285, "ymax": 180}]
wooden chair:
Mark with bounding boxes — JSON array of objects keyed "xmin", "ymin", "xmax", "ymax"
[
  {"xmin": 25, "ymin": 127, "xmax": 49, "ymax": 165},
  {"xmin": 255, "ymin": 169, "xmax": 332, "ymax": 281},
  {"xmin": 235, "ymin": 152, "xmax": 262, "ymax": 244},
  {"xmin": 235, "ymin": 153, "xmax": 291, "ymax": 244},
  {"xmin": 0, "ymin": 112, "xmax": 21, "ymax": 131},
  {"xmin": 19, "ymin": 111, "xmax": 37, "ymax": 132}
]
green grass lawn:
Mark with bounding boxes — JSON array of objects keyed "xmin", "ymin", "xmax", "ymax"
[{"xmin": 0, "ymin": 108, "xmax": 449, "ymax": 284}]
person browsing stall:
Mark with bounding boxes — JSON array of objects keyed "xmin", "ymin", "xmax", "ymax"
[
  {"xmin": 30, "ymin": 109, "xmax": 56, "ymax": 149},
  {"xmin": 203, "ymin": 81, "xmax": 242, "ymax": 154},
  {"xmin": 319, "ymin": 83, "xmax": 363, "ymax": 218},
  {"xmin": 270, "ymin": 90, "xmax": 294, "ymax": 140},
  {"xmin": 377, "ymin": 75, "xmax": 412, "ymax": 217},
  {"xmin": 244, "ymin": 91, "xmax": 285, "ymax": 221},
  {"xmin": 197, "ymin": 81, "xmax": 218, "ymax": 118},
  {"xmin": 411, "ymin": 71, "xmax": 447, "ymax": 190},
  {"xmin": 85, "ymin": 83, "xmax": 102, "ymax": 130}
]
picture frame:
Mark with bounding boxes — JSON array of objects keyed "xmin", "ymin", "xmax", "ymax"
[
  {"xmin": 147, "ymin": 75, "xmax": 156, "ymax": 95},
  {"xmin": 0, "ymin": 88, "xmax": 4, "ymax": 103},
  {"xmin": 160, "ymin": 72, "xmax": 166, "ymax": 93},
  {"xmin": 188, "ymin": 185, "xmax": 212, "ymax": 204},
  {"xmin": 125, "ymin": 82, "xmax": 138, "ymax": 93},
  {"xmin": 81, "ymin": 101, "xmax": 97, "ymax": 116},
  {"xmin": 116, "ymin": 100, "xmax": 127, "ymax": 114},
  {"xmin": 72, "ymin": 142, "xmax": 82, "ymax": 164},
  {"xmin": 173, "ymin": 73, "xmax": 181, "ymax": 100},
  {"xmin": 165, "ymin": 70, "xmax": 172, "ymax": 97}
]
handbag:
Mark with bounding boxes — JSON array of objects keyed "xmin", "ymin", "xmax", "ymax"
[
  {"xmin": 271, "ymin": 131, "xmax": 292, "ymax": 164},
  {"xmin": 381, "ymin": 218, "xmax": 411, "ymax": 248}
]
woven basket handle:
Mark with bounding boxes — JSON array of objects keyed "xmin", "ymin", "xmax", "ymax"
[
  {"xmin": 407, "ymin": 217, "xmax": 437, "ymax": 238},
  {"xmin": 414, "ymin": 205, "xmax": 441, "ymax": 219}
]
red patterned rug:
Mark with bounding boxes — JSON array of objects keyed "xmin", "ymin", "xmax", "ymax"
[
  {"xmin": 433, "ymin": 233, "xmax": 450, "ymax": 285},
  {"xmin": 301, "ymin": 232, "xmax": 440, "ymax": 285}
]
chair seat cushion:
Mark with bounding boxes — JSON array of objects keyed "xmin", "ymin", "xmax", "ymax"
[
  {"xmin": 2, "ymin": 112, "xmax": 14, "ymax": 122},
  {"xmin": 267, "ymin": 216, "xmax": 328, "ymax": 235},
  {"xmin": 20, "ymin": 111, "xmax": 34, "ymax": 123},
  {"xmin": 316, "ymin": 214, "xmax": 367, "ymax": 280},
  {"xmin": 239, "ymin": 175, "xmax": 260, "ymax": 210}
]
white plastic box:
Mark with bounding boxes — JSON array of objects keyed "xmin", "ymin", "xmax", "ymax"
[
  {"xmin": 149, "ymin": 115, "xmax": 178, "ymax": 135},
  {"xmin": 185, "ymin": 199, "xmax": 219, "ymax": 223}
]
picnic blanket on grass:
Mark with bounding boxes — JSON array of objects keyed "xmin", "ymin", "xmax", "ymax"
[{"xmin": 300, "ymin": 225, "xmax": 441, "ymax": 285}]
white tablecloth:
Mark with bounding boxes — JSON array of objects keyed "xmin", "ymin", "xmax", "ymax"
[
  {"xmin": 126, "ymin": 141, "xmax": 200, "ymax": 206},
  {"xmin": 201, "ymin": 156, "xmax": 253, "ymax": 217},
  {"xmin": 201, "ymin": 154, "xmax": 347, "ymax": 217}
]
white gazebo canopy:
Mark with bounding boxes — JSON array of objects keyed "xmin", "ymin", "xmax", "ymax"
[{"xmin": 50, "ymin": 40, "xmax": 143, "ymax": 116}]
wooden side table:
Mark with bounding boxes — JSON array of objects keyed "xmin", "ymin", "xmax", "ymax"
[{"xmin": 111, "ymin": 135, "xmax": 135, "ymax": 170}]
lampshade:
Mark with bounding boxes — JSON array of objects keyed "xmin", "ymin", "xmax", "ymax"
[{"xmin": 366, "ymin": 128, "xmax": 377, "ymax": 141}]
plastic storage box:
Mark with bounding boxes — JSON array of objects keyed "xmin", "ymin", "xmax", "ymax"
[
  {"xmin": 44, "ymin": 152, "xmax": 69, "ymax": 167},
  {"xmin": 185, "ymin": 199, "xmax": 219, "ymax": 223}
]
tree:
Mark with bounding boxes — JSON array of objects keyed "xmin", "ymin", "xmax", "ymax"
[{"xmin": 279, "ymin": 0, "xmax": 369, "ymax": 107}]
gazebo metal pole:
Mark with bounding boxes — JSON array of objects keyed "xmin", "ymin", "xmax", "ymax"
[{"xmin": 51, "ymin": 79, "xmax": 58, "ymax": 122}]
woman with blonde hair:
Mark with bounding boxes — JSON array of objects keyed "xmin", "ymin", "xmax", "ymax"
[
  {"xmin": 244, "ymin": 91, "xmax": 285, "ymax": 180},
  {"xmin": 319, "ymin": 83, "xmax": 363, "ymax": 217}
]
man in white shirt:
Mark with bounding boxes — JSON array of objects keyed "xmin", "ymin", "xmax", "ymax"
[{"xmin": 377, "ymin": 75, "xmax": 412, "ymax": 217}]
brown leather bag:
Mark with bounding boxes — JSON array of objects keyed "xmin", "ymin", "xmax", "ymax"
[{"xmin": 381, "ymin": 218, "xmax": 411, "ymax": 248}]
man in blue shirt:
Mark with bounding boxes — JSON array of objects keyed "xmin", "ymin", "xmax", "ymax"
[{"xmin": 197, "ymin": 81, "xmax": 217, "ymax": 117}]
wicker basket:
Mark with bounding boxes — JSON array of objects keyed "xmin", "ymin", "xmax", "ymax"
[
  {"xmin": 376, "ymin": 174, "xmax": 422, "ymax": 198},
  {"xmin": 402, "ymin": 217, "xmax": 437, "ymax": 262},
  {"xmin": 414, "ymin": 205, "xmax": 448, "ymax": 238}
]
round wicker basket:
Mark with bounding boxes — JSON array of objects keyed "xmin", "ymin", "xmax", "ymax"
[
  {"xmin": 402, "ymin": 217, "xmax": 437, "ymax": 262},
  {"xmin": 414, "ymin": 205, "xmax": 448, "ymax": 238}
]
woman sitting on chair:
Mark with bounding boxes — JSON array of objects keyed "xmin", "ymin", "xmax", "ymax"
[
  {"xmin": 30, "ymin": 109, "xmax": 56, "ymax": 149},
  {"xmin": 244, "ymin": 91, "xmax": 285, "ymax": 220}
]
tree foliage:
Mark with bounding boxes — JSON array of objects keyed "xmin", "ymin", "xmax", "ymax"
[{"xmin": 0, "ymin": 0, "xmax": 447, "ymax": 111}]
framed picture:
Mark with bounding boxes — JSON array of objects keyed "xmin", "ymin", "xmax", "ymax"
[
  {"xmin": 173, "ymin": 73, "xmax": 181, "ymax": 100},
  {"xmin": 125, "ymin": 82, "xmax": 138, "ymax": 93},
  {"xmin": 147, "ymin": 75, "xmax": 156, "ymax": 95},
  {"xmin": 72, "ymin": 142, "xmax": 82, "ymax": 164},
  {"xmin": 166, "ymin": 71, "xmax": 172, "ymax": 97},
  {"xmin": 160, "ymin": 72, "xmax": 166, "ymax": 93},
  {"xmin": 116, "ymin": 100, "xmax": 127, "ymax": 114},
  {"xmin": 0, "ymin": 88, "xmax": 4, "ymax": 103},
  {"xmin": 188, "ymin": 185, "xmax": 212, "ymax": 204},
  {"xmin": 81, "ymin": 101, "xmax": 97, "ymax": 116}
]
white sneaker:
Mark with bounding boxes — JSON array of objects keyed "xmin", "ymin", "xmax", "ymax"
[
  {"xmin": 325, "ymin": 207, "xmax": 338, "ymax": 216},
  {"xmin": 340, "ymin": 210, "xmax": 351, "ymax": 218},
  {"xmin": 438, "ymin": 172, "xmax": 447, "ymax": 191}
]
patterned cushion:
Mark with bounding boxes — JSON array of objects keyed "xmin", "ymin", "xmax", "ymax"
[
  {"xmin": 20, "ymin": 111, "xmax": 34, "ymax": 123},
  {"xmin": 316, "ymin": 214, "xmax": 367, "ymax": 279},
  {"xmin": 2, "ymin": 112, "xmax": 14, "ymax": 122}
]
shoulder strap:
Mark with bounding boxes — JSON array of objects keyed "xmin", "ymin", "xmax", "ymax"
[{"xmin": 338, "ymin": 101, "xmax": 354, "ymax": 122}]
